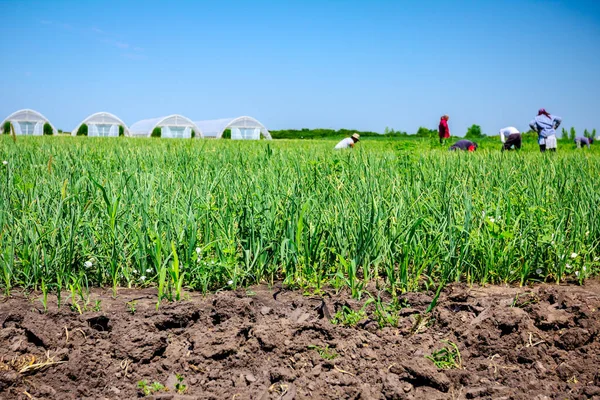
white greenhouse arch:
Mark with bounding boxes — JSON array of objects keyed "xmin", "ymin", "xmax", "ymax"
[
  {"xmin": 193, "ymin": 116, "xmax": 271, "ymax": 140},
  {"xmin": 129, "ymin": 114, "xmax": 203, "ymax": 138},
  {"xmin": 71, "ymin": 112, "xmax": 130, "ymax": 137},
  {"xmin": 0, "ymin": 109, "xmax": 57, "ymax": 136}
]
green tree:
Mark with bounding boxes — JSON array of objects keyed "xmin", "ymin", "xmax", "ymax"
[
  {"xmin": 561, "ymin": 127, "xmax": 568, "ymax": 139},
  {"xmin": 569, "ymin": 127, "xmax": 576, "ymax": 141},
  {"xmin": 222, "ymin": 129, "xmax": 231, "ymax": 139},
  {"xmin": 415, "ymin": 127, "xmax": 435, "ymax": 137},
  {"xmin": 593, "ymin": 129, "xmax": 597, "ymax": 139},
  {"xmin": 119, "ymin": 125, "xmax": 124, "ymax": 137},
  {"xmin": 43, "ymin": 123, "xmax": 53, "ymax": 135},
  {"xmin": 191, "ymin": 130, "xmax": 196, "ymax": 138},
  {"xmin": 77, "ymin": 124, "xmax": 88, "ymax": 136},
  {"xmin": 584, "ymin": 129, "xmax": 590, "ymax": 139},
  {"xmin": 151, "ymin": 127, "xmax": 161, "ymax": 137},
  {"xmin": 2, "ymin": 121, "xmax": 10, "ymax": 134},
  {"xmin": 465, "ymin": 124, "xmax": 484, "ymax": 139}
]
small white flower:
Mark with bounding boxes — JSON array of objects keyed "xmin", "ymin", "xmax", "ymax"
[
  {"xmin": 489, "ymin": 217, "xmax": 495, "ymax": 223},
  {"xmin": 566, "ymin": 263, "xmax": 572, "ymax": 270},
  {"xmin": 594, "ymin": 257, "xmax": 599, "ymax": 262},
  {"xmin": 571, "ymin": 253, "xmax": 578, "ymax": 259},
  {"xmin": 227, "ymin": 280, "xmax": 233, "ymax": 285},
  {"xmin": 140, "ymin": 275, "xmax": 146, "ymax": 281},
  {"xmin": 2, "ymin": 161, "xmax": 7, "ymax": 166},
  {"xmin": 551, "ymin": 241, "xmax": 555, "ymax": 246},
  {"xmin": 84, "ymin": 261, "xmax": 93, "ymax": 268},
  {"xmin": 133, "ymin": 269, "xmax": 138, "ymax": 274},
  {"xmin": 583, "ymin": 266, "xmax": 587, "ymax": 272},
  {"xmin": 586, "ymin": 231, "xmax": 590, "ymax": 236},
  {"xmin": 195, "ymin": 247, "xmax": 202, "ymax": 254},
  {"xmin": 146, "ymin": 268, "xmax": 152, "ymax": 273},
  {"xmin": 575, "ymin": 271, "xmax": 580, "ymax": 277},
  {"xmin": 536, "ymin": 268, "xmax": 542, "ymax": 275}
]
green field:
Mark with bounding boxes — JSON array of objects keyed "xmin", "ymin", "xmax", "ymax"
[{"xmin": 1, "ymin": 135, "xmax": 599, "ymax": 304}]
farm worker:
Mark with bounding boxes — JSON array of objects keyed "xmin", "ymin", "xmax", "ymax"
[
  {"xmin": 500, "ymin": 126, "xmax": 522, "ymax": 151},
  {"xmin": 334, "ymin": 133, "xmax": 360, "ymax": 149},
  {"xmin": 449, "ymin": 139, "xmax": 477, "ymax": 151},
  {"xmin": 529, "ymin": 109, "xmax": 562, "ymax": 152},
  {"xmin": 438, "ymin": 115, "xmax": 450, "ymax": 144},
  {"xmin": 575, "ymin": 136, "xmax": 593, "ymax": 149}
]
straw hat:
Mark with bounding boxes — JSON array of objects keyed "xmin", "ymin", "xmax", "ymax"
[{"xmin": 351, "ymin": 133, "xmax": 360, "ymax": 141}]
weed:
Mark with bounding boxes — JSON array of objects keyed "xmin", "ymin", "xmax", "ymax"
[
  {"xmin": 308, "ymin": 344, "xmax": 338, "ymax": 360},
  {"xmin": 127, "ymin": 300, "xmax": 137, "ymax": 315},
  {"xmin": 331, "ymin": 305, "xmax": 366, "ymax": 326},
  {"xmin": 411, "ymin": 313, "xmax": 432, "ymax": 334},
  {"xmin": 175, "ymin": 374, "xmax": 187, "ymax": 394},
  {"xmin": 511, "ymin": 292, "xmax": 539, "ymax": 308},
  {"xmin": 426, "ymin": 340, "xmax": 462, "ymax": 369},
  {"xmin": 137, "ymin": 380, "xmax": 166, "ymax": 397}
]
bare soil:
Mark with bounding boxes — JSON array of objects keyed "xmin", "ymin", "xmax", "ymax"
[{"xmin": 1, "ymin": 281, "xmax": 599, "ymax": 400}]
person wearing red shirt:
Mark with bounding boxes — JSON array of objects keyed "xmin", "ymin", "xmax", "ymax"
[{"xmin": 438, "ymin": 115, "xmax": 450, "ymax": 144}]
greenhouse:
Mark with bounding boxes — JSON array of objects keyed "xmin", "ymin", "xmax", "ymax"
[
  {"xmin": 193, "ymin": 116, "xmax": 271, "ymax": 140},
  {"xmin": 71, "ymin": 112, "xmax": 130, "ymax": 137},
  {"xmin": 129, "ymin": 115, "xmax": 202, "ymax": 138},
  {"xmin": 0, "ymin": 109, "xmax": 57, "ymax": 135}
]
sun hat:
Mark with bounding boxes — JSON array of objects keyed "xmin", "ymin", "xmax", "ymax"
[{"xmin": 351, "ymin": 133, "xmax": 360, "ymax": 141}]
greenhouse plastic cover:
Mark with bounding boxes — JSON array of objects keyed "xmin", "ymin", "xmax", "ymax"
[
  {"xmin": 129, "ymin": 115, "xmax": 203, "ymax": 138},
  {"xmin": 0, "ymin": 109, "xmax": 57, "ymax": 135},
  {"xmin": 71, "ymin": 112, "xmax": 130, "ymax": 137},
  {"xmin": 193, "ymin": 116, "xmax": 271, "ymax": 139}
]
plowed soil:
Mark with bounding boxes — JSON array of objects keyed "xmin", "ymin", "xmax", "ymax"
[{"xmin": 1, "ymin": 281, "xmax": 599, "ymax": 400}]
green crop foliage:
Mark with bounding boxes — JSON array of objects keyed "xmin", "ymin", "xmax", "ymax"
[{"xmin": 0, "ymin": 136, "xmax": 599, "ymax": 305}]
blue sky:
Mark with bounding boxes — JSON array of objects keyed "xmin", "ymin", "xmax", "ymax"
[{"xmin": 1, "ymin": 0, "xmax": 599, "ymax": 135}]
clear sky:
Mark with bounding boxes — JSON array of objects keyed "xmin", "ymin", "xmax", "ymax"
[{"xmin": 1, "ymin": 0, "xmax": 599, "ymax": 135}]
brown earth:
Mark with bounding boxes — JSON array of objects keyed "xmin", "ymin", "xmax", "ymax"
[{"xmin": 0, "ymin": 281, "xmax": 599, "ymax": 400}]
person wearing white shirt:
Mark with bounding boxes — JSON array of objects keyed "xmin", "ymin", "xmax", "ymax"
[
  {"xmin": 500, "ymin": 126, "xmax": 521, "ymax": 151},
  {"xmin": 334, "ymin": 133, "xmax": 360, "ymax": 149}
]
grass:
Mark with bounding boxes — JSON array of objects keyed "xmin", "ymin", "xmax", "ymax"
[
  {"xmin": 1, "ymin": 135, "xmax": 599, "ymax": 307},
  {"xmin": 426, "ymin": 340, "xmax": 462, "ymax": 369}
]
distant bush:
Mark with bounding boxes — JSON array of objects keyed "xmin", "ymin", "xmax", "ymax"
[
  {"xmin": 119, "ymin": 125, "xmax": 124, "ymax": 137},
  {"xmin": 222, "ymin": 129, "xmax": 231, "ymax": 139},
  {"xmin": 562, "ymin": 127, "xmax": 568, "ymax": 139},
  {"xmin": 415, "ymin": 127, "xmax": 436, "ymax": 138},
  {"xmin": 593, "ymin": 129, "xmax": 597, "ymax": 139},
  {"xmin": 270, "ymin": 128, "xmax": 382, "ymax": 140},
  {"xmin": 76, "ymin": 124, "xmax": 88, "ymax": 136},
  {"xmin": 384, "ymin": 127, "xmax": 408, "ymax": 136},
  {"xmin": 151, "ymin": 127, "xmax": 161, "ymax": 138},
  {"xmin": 2, "ymin": 121, "xmax": 10, "ymax": 134},
  {"xmin": 466, "ymin": 124, "xmax": 484, "ymax": 139},
  {"xmin": 569, "ymin": 127, "xmax": 576, "ymax": 141},
  {"xmin": 191, "ymin": 130, "xmax": 196, "ymax": 138},
  {"xmin": 43, "ymin": 123, "xmax": 53, "ymax": 136}
]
